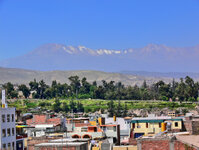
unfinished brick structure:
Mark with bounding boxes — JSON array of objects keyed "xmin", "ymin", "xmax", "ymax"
[
  {"xmin": 183, "ymin": 116, "xmax": 199, "ymax": 135},
  {"xmin": 137, "ymin": 136, "xmax": 174, "ymax": 150},
  {"xmin": 137, "ymin": 135, "xmax": 199, "ymax": 150},
  {"xmin": 34, "ymin": 142, "xmax": 88, "ymax": 150}
]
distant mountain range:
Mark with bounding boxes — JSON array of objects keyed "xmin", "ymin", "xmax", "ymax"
[
  {"xmin": 120, "ymin": 71, "xmax": 199, "ymax": 79},
  {"xmin": 0, "ymin": 67, "xmax": 174, "ymax": 86},
  {"xmin": 1, "ymin": 67, "xmax": 199, "ymax": 86},
  {"xmin": 1, "ymin": 43, "xmax": 199, "ymax": 72}
]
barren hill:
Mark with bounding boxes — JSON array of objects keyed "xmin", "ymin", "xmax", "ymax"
[{"xmin": 0, "ymin": 67, "xmax": 173, "ymax": 86}]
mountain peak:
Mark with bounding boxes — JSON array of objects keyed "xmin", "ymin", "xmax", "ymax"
[{"xmin": 1, "ymin": 43, "xmax": 199, "ymax": 72}]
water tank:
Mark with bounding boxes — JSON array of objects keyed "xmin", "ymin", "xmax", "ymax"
[{"xmin": 161, "ymin": 122, "xmax": 167, "ymax": 132}]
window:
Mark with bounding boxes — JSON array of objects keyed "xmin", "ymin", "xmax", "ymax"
[
  {"xmin": 175, "ymin": 122, "xmax": 178, "ymax": 127},
  {"xmin": 2, "ymin": 129, "xmax": 6, "ymax": 137},
  {"xmin": 3, "ymin": 143, "xmax": 6, "ymax": 150},
  {"xmin": 12, "ymin": 128, "xmax": 15, "ymax": 136},
  {"xmin": 7, "ymin": 128, "xmax": 11, "ymax": 136},
  {"xmin": 113, "ymin": 126, "xmax": 116, "ymax": 132},
  {"xmin": 146, "ymin": 123, "xmax": 148, "ymax": 128},
  {"xmin": 7, "ymin": 114, "xmax": 10, "ymax": 122},
  {"xmin": 12, "ymin": 114, "xmax": 14, "ymax": 122},
  {"xmin": 12, "ymin": 142, "xmax": 15, "ymax": 150},
  {"xmin": 2, "ymin": 114, "xmax": 5, "ymax": 122},
  {"xmin": 8, "ymin": 143, "xmax": 11, "ymax": 150}
]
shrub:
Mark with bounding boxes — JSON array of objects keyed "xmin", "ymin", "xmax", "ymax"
[{"xmin": 162, "ymin": 96, "xmax": 168, "ymax": 101}]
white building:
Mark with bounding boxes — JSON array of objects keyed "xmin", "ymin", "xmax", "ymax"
[{"xmin": 0, "ymin": 107, "xmax": 16, "ymax": 150}]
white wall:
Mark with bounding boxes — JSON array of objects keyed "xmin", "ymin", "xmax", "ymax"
[{"xmin": 0, "ymin": 108, "xmax": 16, "ymax": 150}]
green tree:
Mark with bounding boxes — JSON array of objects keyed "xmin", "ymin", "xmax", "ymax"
[
  {"xmin": 80, "ymin": 77, "xmax": 91, "ymax": 94},
  {"xmin": 116, "ymin": 100, "xmax": 122, "ymax": 117},
  {"xmin": 38, "ymin": 80, "xmax": 48, "ymax": 99},
  {"xmin": 68, "ymin": 76, "xmax": 81, "ymax": 98},
  {"xmin": 29, "ymin": 79, "xmax": 39, "ymax": 91},
  {"xmin": 18, "ymin": 84, "xmax": 30, "ymax": 98},
  {"xmin": 29, "ymin": 79, "xmax": 39, "ymax": 98},
  {"xmin": 69, "ymin": 99, "xmax": 77, "ymax": 113},
  {"xmin": 62, "ymin": 102, "xmax": 69, "ymax": 113},
  {"xmin": 53, "ymin": 99, "xmax": 61, "ymax": 113},
  {"xmin": 123, "ymin": 102, "xmax": 128, "ymax": 117},
  {"xmin": 108, "ymin": 99, "xmax": 114, "ymax": 117},
  {"xmin": 175, "ymin": 78, "xmax": 186, "ymax": 102},
  {"xmin": 142, "ymin": 80, "xmax": 148, "ymax": 89},
  {"xmin": 184, "ymin": 76, "xmax": 196, "ymax": 100},
  {"xmin": 77, "ymin": 101, "xmax": 84, "ymax": 112},
  {"xmin": 3, "ymin": 82, "xmax": 18, "ymax": 99}
]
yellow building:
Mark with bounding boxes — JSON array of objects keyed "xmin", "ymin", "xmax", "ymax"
[
  {"xmin": 131, "ymin": 116, "xmax": 182, "ymax": 138},
  {"xmin": 90, "ymin": 117, "xmax": 105, "ymax": 126},
  {"xmin": 168, "ymin": 111, "xmax": 176, "ymax": 117}
]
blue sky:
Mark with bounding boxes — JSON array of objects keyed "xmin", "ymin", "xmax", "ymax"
[{"xmin": 0, "ymin": 0, "xmax": 199, "ymax": 60}]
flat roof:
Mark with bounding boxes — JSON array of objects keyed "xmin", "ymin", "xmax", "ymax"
[
  {"xmin": 131, "ymin": 116, "xmax": 183, "ymax": 123},
  {"xmin": 35, "ymin": 142, "xmax": 87, "ymax": 147},
  {"xmin": 50, "ymin": 138, "xmax": 90, "ymax": 143},
  {"xmin": 176, "ymin": 135, "xmax": 199, "ymax": 148},
  {"xmin": 100, "ymin": 124, "xmax": 117, "ymax": 127},
  {"xmin": 68, "ymin": 117, "xmax": 89, "ymax": 120}
]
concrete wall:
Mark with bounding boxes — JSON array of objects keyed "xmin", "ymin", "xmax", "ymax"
[
  {"xmin": 132, "ymin": 122, "xmax": 161, "ymax": 135},
  {"xmin": 132, "ymin": 120, "xmax": 182, "ymax": 137},
  {"xmin": 67, "ymin": 132, "xmax": 105, "ymax": 139},
  {"xmin": 0, "ymin": 108, "xmax": 16, "ymax": 149},
  {"xmin": 184, "ymin": 120, "xmax": 199, "ymax": 135}
]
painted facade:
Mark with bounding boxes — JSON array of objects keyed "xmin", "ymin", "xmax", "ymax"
[{"xmin": 131, "ymin": 116, "xmax": 183, "ymax": 138}]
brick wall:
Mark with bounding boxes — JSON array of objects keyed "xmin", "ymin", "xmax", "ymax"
[
  {"xmin": 34, "ymin": 146, "xmax": 76, "ymax": 150},
  {"xmin": 75, "ymin": 123, "xmax": 90, "ymax": 127},
  {"xmin": 140, "ymin": 140, "xmax": 169, "ymax": 150},
  {"xmin": 174, "ymin": 140, "xmax": 197, "ymax": 150},
  {"xmin": 184, "ymin": 120, "xmax": 199, "ymax": 135},
  {"xmin": 27, "ymin": 137, "xmax": 61, "ymax": 150},
  {"xmin": 137, "ymin": 136, "xmax": 199, "ymax": 150},
  {"xmin": 129, "ymin": 138, "xmax": 137, "ymax": 145},
  {"xmin": 184, "ymin": 120, "xmax": 193, "ymax": 134},
  {"xmin": 26, "ymin": 114, "xmax": 47, "ymax": 125},
  {"xmin": 192, "ymin": 121, "xmax": 199, "ymax": 135}
]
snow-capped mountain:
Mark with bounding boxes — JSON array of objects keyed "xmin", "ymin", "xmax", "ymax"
[{"xmin": 0, "ymin": 43, "xmax": 199, "ymax": 72}]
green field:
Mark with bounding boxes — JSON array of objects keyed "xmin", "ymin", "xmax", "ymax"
[{"xmin": 7, "ymin": 99, "xmax": 197, "ymax": 114}]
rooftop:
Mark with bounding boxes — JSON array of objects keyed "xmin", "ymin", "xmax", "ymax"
[
  {"xmin": 176, "ymin": 135, "xmax": 199, "ymax": 148},
  {"xmin": 50, "ymin": 138, "xmax": 90, "ymax": 143},
  {"xmin": 35, "ymin": 142, "xmax": 87, "ymax": 147},
  {"xmin": 131, "ymin": 116, "xmax": 183, "ymax": 123}
]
